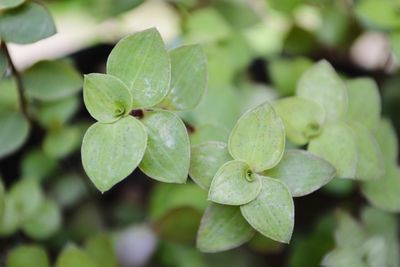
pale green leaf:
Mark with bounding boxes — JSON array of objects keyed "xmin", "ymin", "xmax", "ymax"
[
  {"xmin": 21, "ymin": 200, "xmax": 61, "ymax": 240},
  {"xmin": 21, "ymin": 149, "xmax": 57, "ymax": 181},
  {"xmin": 361, "ymin": 162, "xmax": 400, "ymax": 212},
  {"xmin": 228, "ymin": 102, "xmax": 285, "ymax": 172},
  {"xmin": 43, "ymin": 126, "xmax": 82, "ymax": 159},
  {"xmin": 82, "ymin": 116, "xmax": 147, "ymax": 192},
  {"xmin": 0, "ymin": 78, "xmax": 18, "ymax": 113},
  {"xmin": 55, "ymin": 246, "xmax": 99, "ymax": 267},
  {"xmin": 308, "ymin": 122, "xmax": 358, "ymax": 178},
  {"xmin": 322, "ymin": 248, "xmax": 366, "ymax": 267},
  {"xmin": 350, "ymin": 122, "xmax": 384, "ymax": 180},
  {"xmin": 297, "ymin": 60, "xmax": 348, "ymax": 121},
  {"xmin": 362, "ymin": 236, "xmax": 387, "ymax": 267},
  {"xmin": 345, "ymin": 78, "xmax": 381, "ymax": 130},
  {"xmin": 85, "ymin": 234, "xmax": 118, "ymax": 267},
  {"xmin": 374, "ymin": 118, "xmax": 398, "ymax": 163},
  {"xmin": 50, "ymin": 175, "xmax": 87, "ymax": 208},
  {"xmin": 209, "ymin": 160, "xmax": 262, "ymax": 205},
  {"xmin": 196, "ymin": 203, "xmax": 254, "ymax": 252},
  {"xmin": 160, "ymin": 45, "xmax": 207, "ymax": 110},
  {"xmin": 240, "ymin": 176, "xmax": 294, "ymax": 243},
  {"xmin": 355, "ymin": 0, "xmax": 400, "ymax": 30},
  {"xmin": 139, "ymin": 110, "xmax": 190, "ymax": 183},
  {"xmin": 189, "ymin": 123, "xmax": 229, "ymax": 145},
  {"xmin": 189, "ymin": 141, "xmax": 232, "ymax": 190},
  {"xmin": 265, "ymin": 149, "xmax": 336, "ymax": 197},
  {"xmin": 0, "ymin": 194, "xmax": 19, "ymax": 236},
  {"xmin": 0, "ymin": 111, "xmax": 29, "ymax": 159},
  {"xmin": 107, "ymin": 28, "xmax": 170, "ymax": 108},
  {"xmin": 334, "ymin": 211, "xmax": 365, "ymax": 248},
  {"xmin": 35, "ymin": 96, "xmax": 79, "ymax": 128},
  {"xmin": 7, "ymin": 245, "xmax": 49, "ymax": 267},
  {"xmin": 83, "ymin": 73, "xmax": 132, "ymax": 123},
  {"xmin": 0, "ymin": 2, "xmax": 56, "ymax": 44},
  {"xmin": 274, "ymin": 96, "xmax": 325, "ymax": 145},
  {"xmin": 9, "ymin": 179, "xmax": 43, "ymax": 222},
  {"xmin": 23, "ymin": 60, "xmax": 82, "ymax": 101},
  {"xmin": 0, "ymin": 0, "xmax": 24, "ymax": 10}
]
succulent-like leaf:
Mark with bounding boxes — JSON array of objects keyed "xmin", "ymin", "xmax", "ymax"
[
  {"xmin": 106, "ymin": 28, "xmax": 170, "ymax": 108},
  {"xmin": 209, "ymin": 160, "xmax": 262, "ymax": 205},
  {"xmin": 139, "ymin": 110, "xmax": 190, "ymax": 183},
  {"xmin": 228, "ymin": 102, "xmax": 285, "ymax": 172},
  {"xmin": 240, "ymin": 176, "xmax": 294, "ymax": 243},
  {"xmin": 81, "ymin": 116, "xmax": 147, "ymax": 192},
  {"xmin": 197, "ymin": 203, "xmax": 254, "ymax": 252}
]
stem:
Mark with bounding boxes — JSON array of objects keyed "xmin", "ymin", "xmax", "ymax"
[{"xmin": 1, "ymin": 41, "xmax": 30, "ymax": 121}]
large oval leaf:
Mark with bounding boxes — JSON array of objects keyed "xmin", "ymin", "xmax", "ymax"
[
  {"xmin": 81, "ymin": 116, "xmax": 147, "ymax": 192},
  {"xmin": 139, "ymin": 110, "xmax": 190, "ymax": 183},
  {"xmin": 297, "ymin": 60, "xmax": 348, "ymax": 122},
  {"xmin": 265, "ymin": 149, "xmax": 336, "ymax": 197},
  {"xmin": 228, "ymin": 102, "xmax": 285, "ymax": 172},
  {"xmin": 209, "ymin": 160, "xmax": 262, "ymax": 205},
  {"xmin": 308, "ymin": 122, "xmax": 358, "ymax": 178},
  {"xmin": 23, "ymin": 60, "xmax": 82, "ymax": 101},
  {"xmin": 107, "ymin": 28, "xmax": 170, "ymax": 108},
  {"xmin": 7, "ymin": 245, "xmax": 49, "ymax": 267},
  {"xmin": 0, "ymin": 111, "xmax": 29, "ymax": 159},
  {"xmin": 350, "ymin": 123, "xmax": 384, "ymax": 180},
  {"xmin": 374, "ymin": 118, "xmax": 398, "ymax": 163},
  {"xmin": 240, "ymin": 176, "xmax": 294, "ymax": 243},
  {"xmin": 189, "ymin": 141, "xmax": 232, "ymax": 190},
  {"xmin": 274, "ymin": 96, "xmax": 325, "ymax": 145},
  {"xmin": 196, "ymin": 203, "xmax": 254, "ymax": 252},
  {"xmin": 55, "ymin": 246, "xmax": 98, "ymax": 267},
  {"xmin": 0, "ymin": 0, "xmax": 25, "ymax": 10},
  {"xmin": 83, "ymin": 73, "xmax": 132, "ymax": 123},
  {"xmin": 0, "ymin": 2, "xmax": 56, "ymax": 44},
  {"xmin": 345, "ymin": 78, "xmax": 381, "ymax": 130},
  {"xmin": 160, "ymin": 45, "xmax": 207, "ymax": 110}
]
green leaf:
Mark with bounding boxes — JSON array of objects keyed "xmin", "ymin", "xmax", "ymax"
[
  {"xmin": 350, "ymin": 123, "xmax": 384, "ymax": 180},
  {"xmin": 189, "ymin": 141, "xmax": 232, "ymax": 190},
  {"xmin": 0, "ymin": 180, "xmax": 4, "ymax": 219},
  {"xmin": 21, "ymin": 149, "xmax": 57, "ymax": 181},
  {"xmin": 55, "ymin": 246, "xmax": 99, "ymax": 267},
  {"xmin": 274, "ymin": 96, "xmax": 325, "ymax": 145},
  {"xmin": 139, "ymin": 110, "xmax": 190, "ymax": 183},
  {"xmin": 240, "ymin": 176, "xmax": 294, "ymax": 243},
  {"xmin": 228, "ymin": 102, "xmax": 285, "ymax": 172},
  {"xmin": 0, "ymin": 78, "xmax": 18, "ymax": 113},
  {"xmin": 362, "ymin": 237, "xmax": 387, "ymax": 267},
  {"xmin": 345, "ymin": 78, "xmax": 381, "ymax": 130},
  {"xmin": 189, "ymin": 123, "xmax": 229, "ymax": 145},
  {"xmin": 209, "ymin": 160, "xmax": 262, "ymax": 205},
  {"xmin": 43, "ymin": 126, "xmax": 82, "ymax": 159},
  {"xmin": 0, "ymin": 194, "xmax": 19, "ymax": 236},
  {"xmin": 308, "ymin": 122, "xmax": 358, "ymax": 178},
  {"xmin": 265, "ymin": 149, "xmax": 336, "ymax": 197},
  {"xmin": 21, "ymin": 200, "xmax": 61, "ymax": 240},
  {"xmin": 23, "ymin": 60, "xmax": 82, "ymax": 101},
  {"xmin": 322, "ymin": 248, "xmax": 366, "ymax": 267},
  {"xmin": 85, "ymin": 234, "xmax": 118, "ymax": 267},
  {"xmin": 107, "ymin": 28, "xmax": 170, "ymax": 108},
  {"xmin": 374, "ymin": 118, "xmax": 398, "ymax": 163},
  {"xmin": 197, "ymin": 203, "xmax": 254, "ymax": 252},
  {"xmin": 355, "ymin": 0, "xmax": 400, "ymax": 30},
  {"xmin": 83, "ymin": 73, "xmax": 132, "ymax": 123},
  {"xmin": 334, "ymin": 211, "xmax": 365, "ymax": 248},
  {"xmin": 34, "ymin": 96, "xmax": 79, "ymax": 128},
  {"xmin": 50, "ymin": 174, "xmax": 87, "ymax": 208},
  {"xmin": 0, "ymin": 2, "xmax": 56, "ymax": 44},
  {"xmin": 82, "ymin": 116, "xmax": 147, "ymax": 192},
  {"xmin": 0, "ymin": 111, "xmax": 29, "ymax": 159},
  {"xmin": 361, "ymin": 162, "xmax": 400, "ymax": 212},
  {"xmin": 9, "ymin": 179, "xmax": 43, "ymax": 222},
  {"xmin": 160, "ymin": 45, "xmax": 207, "ymax": 110},
  {"xmin": 7, "ymin": 245, "xmax": 49, "ymax": 267},
  {"xmin": 297, "ymin": 60, "xmax": 347, "ymax": 122}
]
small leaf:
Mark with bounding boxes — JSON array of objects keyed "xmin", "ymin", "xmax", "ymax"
[
  {"xmin": 21, "ymin": 149, "xmax": 57, "ymax": 181},
  {"xmin": 297, "ymin": 60, "xmax": 348, "ymax": 121},
  {"xmin": 189, "ymin": 141, "xmax": 232, "ymax": 190},
  {"xmin": 265, "ymin": 149, "xmax": 336, "ymax": 197},
  {"xmin": 196, "ymin": 203, "xmax": 254, "ymax": 252},
  {"xmin": 308, "ymin": 122, "xmax": 358, "ymax": 178},
  {"xmin": 35, "ymin": 96, "xmax": 79, "ymax": 128},
  {"xmin": 21, "ymin": 200, "xmax": 61, "ymax": 240},
  {"xmin": 350, "ymin": 123, "xmax": 384, "ymax": 180},
  {"xmin": 83, "ymin": 73, "xmax": 132, "ymax": 123},
  {"xmin": 0, "ymin": 2, "xmax": 56, "ymax": 44},
  {"xmin": 374, "ymin": 118, "xmax": 398, "ymax": 163},
  {"xmin": 0, "ymin": 194, "xmax": 19, "ymax": 236},
  {"xmin": 55, "ymin": 246, "xmax": 99, "ymax": 267},
  {"xmin": 228, "ymin": 102, "xmax": 285, "ymax": 172},
  {"xmin": 0, "ymin": 78, "xmax": 19, "ymax": 113},
  {"xmin": 362, "ymin": 236, "xmax": 387, "ymax": 267},
  {"xmin": 209, "ymin": 160, "xmax": 262, "ymax": 205},
  {"xmin": 81, "ymin": 116, "xmax": 147, "ymax": 192},
  {"xmin": 139, "ymin": 110, "xmax": 190, "ymax": 183},
  {"xmin": 189, "ymin": 123, "xmax": 229, "ymax": 145},
  {"xmin": 107, "ymin": 28, "xmax": 170, "ymax": 108},
  {"xmin": 9, "ymin": 179, "xmax": 43, "ymax": 222},
  {"xmin": 160, "ymin": 45, "xmax": 207, "ymax": 110},
  {"xmin": 7, "ymin": 245, "xmax": 49, "ymax": 267},
  {"xmin": 274, "ymin": 96, "xmax": 325, "ymax": 145},
  {"xmin": 43, "ymin": 126, "xmax": 82, "ymax": 159},
  {"xmin": 361, "ymin": 162, "xmax": 400, "ymax": 212},
  {"xmin": 345, "ymin": 78, "xmax": 381, "ymax": 130},
  {"xmin": 334, "ymin": 211, "xmax": 365, "ymax": 248},
  {"xmin": 0, "ymin": 111, "xmax": 29, "ymax": 159},
  {"xmin": 240, "ymin": 176, "xmax": 294, "ymax": 243},
  {"xmin": 322, "ymin": 248, "xmax": 366, "ymax": 267},
  {"xmin": 85, "ymin": 234, "xmax": 118, "ymax": 267},
  {"xmin": 23, "ymin": 60, "xmax": 82, "ymax": 101}
]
